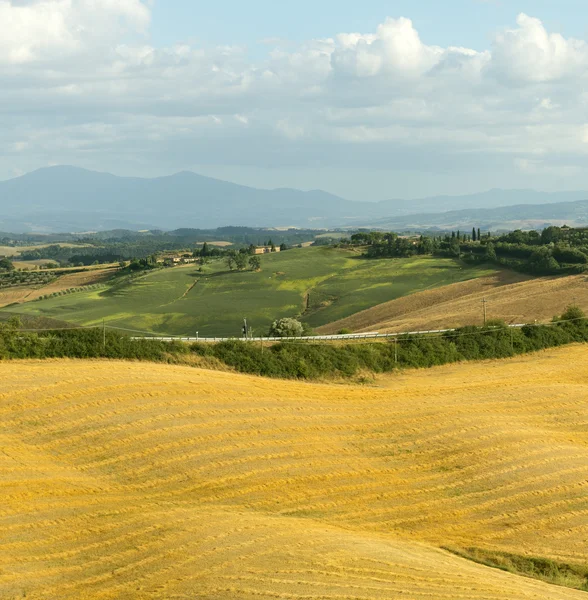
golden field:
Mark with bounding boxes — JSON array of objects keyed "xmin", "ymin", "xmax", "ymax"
[
  {"xmin": 319, "ymin": 271, "xmax": 588, "ymax": 334},
  {"xmin": 1, "ymin": 348, "xmax": 587, "ymax": 599}
]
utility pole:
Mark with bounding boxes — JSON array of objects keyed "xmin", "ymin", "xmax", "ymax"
[
  {"xmin": 243, "ymin": 318, "xmax": 248, "ymax": 339},
  {"xmin": 482, "ymin": 298, "xmax": 488, "ymax": 326},
  {"xmin": 394, "ymin": 336, "xmax": 398, "ymax": 364}
]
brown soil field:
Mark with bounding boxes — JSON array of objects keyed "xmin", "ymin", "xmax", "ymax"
[
  {"xmin": 11, "ymin": 260, "xmax": 57, "ymax": 270},
  {"xmin": 1, "ymin": 348, "xmax": 587, "ymax": 599},
  {"xmin": 0, "ymin": 268, "xmax": 117, "ymax": 309},
  {"xmin": 319, "ymin": 271, "xmax": 588, "ymax": 334},
  {"xmin": 24, "ymin": 267, "xmax": 117, "ymax": 302},
  {"xmin": 0, "ymin": 243, "xmax": 93, "ymax": 257},
  {"xmin": 0, "ymin": 287, "xmax": 34, "ymax": 308}
]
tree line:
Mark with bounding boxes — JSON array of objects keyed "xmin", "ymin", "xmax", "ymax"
[{"xmin": 347, "ymin": 226, "xmax": 588, "ymax": 276}]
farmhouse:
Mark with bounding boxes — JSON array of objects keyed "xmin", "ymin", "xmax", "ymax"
[{"xmin": 254, "ymin": 246, "xmax": 280, "ymax": 255}]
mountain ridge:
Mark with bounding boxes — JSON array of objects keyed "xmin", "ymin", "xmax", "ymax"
[{"xmin": 1, "ymin": 165, "xmax": 587, "ymax": 232}]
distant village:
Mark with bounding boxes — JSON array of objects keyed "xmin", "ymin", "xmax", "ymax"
[{"xmin": 157, "ymin": 245, "xmax": 280, "ymax": 267}]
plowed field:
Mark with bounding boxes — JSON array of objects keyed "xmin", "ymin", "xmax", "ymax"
[{"xmin": 1, "ymin": 348, "xmax": 587, "ymax": 599}]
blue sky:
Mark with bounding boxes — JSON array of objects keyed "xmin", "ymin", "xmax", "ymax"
[
  {"xmin": 150, "ymin": 0, "xmax": 588, "ymax": 52},
  {"xmin": 1, "ymin": 0, "xmax": 588, "ymax": 200}
]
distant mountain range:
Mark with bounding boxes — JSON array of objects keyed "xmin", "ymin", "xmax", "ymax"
[
  {"xmin": 1, "ymin": 166, "xmax": 587, "ymax": 233},
  {"xmin": 368, "ymin": 200, "xmax": 588, "ymax": 232}
]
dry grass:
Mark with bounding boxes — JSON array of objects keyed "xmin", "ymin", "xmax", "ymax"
[
  {"xmin": 0, "ymin": 243, "xmax": 93, "ymax": 257},
  {"xmin": 0, "ymin": 287, "xmax": 34, "ymax": 308},
  {"xmin": 318, "ymin": 271, "xmax": 588, "ymax": 334},
  {"xmin": 11, "ymin": 260, "xmax": 57, "ymax": 270},
  {"xmin": 23, "ymin": 267, "xmax": 117, "ymax": 302},
  {"xmin": 0, "ymin": 268, "xmax": 118, "ymax": 309},
  {"xmin": 0, "ymin": 348, "xmax": 587, "ymax": 599}
]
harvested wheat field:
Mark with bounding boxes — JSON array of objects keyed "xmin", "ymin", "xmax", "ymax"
[
  {"xmin": 319, "ymin": 271, "xmax": 588, "ymax": 334},
  {"xmin": 1, "ymin": 348, "xmax": 588, "ymax": 599},
  {"xmin": 12, "ymin": 268, "xmax": 117, "ymax": 306},
  {"xmin": 0, "ymin": 287, "xmax": 35, "ymax": 308}
]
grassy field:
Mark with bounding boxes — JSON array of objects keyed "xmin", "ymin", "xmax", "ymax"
[
  {"xmin": 319, "ymin": 271, "xmax": 588, "ymax": 334},
  {"xmin": 0, "ymin": 348, "xmax": 587, "ymax": 599},
  {"xmin": 2, "ymin": 247, "xmax": 495, "ymax": 336}
]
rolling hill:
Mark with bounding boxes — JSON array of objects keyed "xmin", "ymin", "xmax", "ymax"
[
  {"xmin": 318, "ymin": 271, "xmax": 588, "ymax": 334},
  {"xmin": 1, "ymin": 349, "xmax": 587, "ymax": 598},
  {"xmin": 1, "ymin": 165, "xmax": 587, "ymax": 232},
  {"xmin": 2, "ymin": 249, "xmax": 495, "ymax": 336},
  {"xmin": 366, "ymin": 199, "xmax": 588, "ymax": 231}
]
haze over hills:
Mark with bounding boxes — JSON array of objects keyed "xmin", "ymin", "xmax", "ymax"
[
  {"xmin": 1, "ymin": 166, "xmax": 587, "ymax": 233},
  {"xmin": 368, "ymin": 199, "xmax": 588, "ymax": 231}
]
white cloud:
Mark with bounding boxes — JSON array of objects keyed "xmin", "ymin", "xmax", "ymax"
[
  {"xmin": 0, "ymin": 0, "xmax": 150, "ymax": 64},
  {"xmin": 1, "ymin": 5, "xmax": 588, "ymax": 194},
  {"xmin": 491, "ymin": 13, "xmax": 588, "ymax": 83}
]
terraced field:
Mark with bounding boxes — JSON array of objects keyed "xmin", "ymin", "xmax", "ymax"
[
  {"xmin": 1, "ymin": 348, "xmax": 587, "ymax": 598},
  {"xmin": 319, "ymin": 271, "xmax": 588, "ymax": 334}
]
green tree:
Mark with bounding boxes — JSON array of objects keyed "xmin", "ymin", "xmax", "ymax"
[
  {"xmin": 0, "ymin": 258, "xmax": 15, "ymax": 271},
  {"xmin": 249, "ymin": 256, "xmax": 261, "ymax": 270},
  {"xmin": 484, "ymin": 242, "xmax": 497, "ymax": 261},
  {"xmin": 225, "ymin": 251, "xmax": 236, "ymax": 271},
  {"xmin": 529, "ymin": 247, "xmax": 560, "ymax": 273},
  {"xmin": 472, "ymin": 227, "xmax": 477, "ymax": 242},
  {"xmin": 235, "ymin": 253, "xmax": 248, "ymax": 270},
  {"xmin": 268, "ymin": 317, "xmax": 305, "ymax": 338}
]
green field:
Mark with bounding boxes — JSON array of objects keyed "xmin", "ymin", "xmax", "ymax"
[{"xmin": 2, "ymin": 248, "xmax": 495, "ymax": 336}]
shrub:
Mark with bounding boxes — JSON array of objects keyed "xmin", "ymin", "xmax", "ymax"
[{"xmin": 268, "ymin": 318, "xmax": 305, "ymax": 338}]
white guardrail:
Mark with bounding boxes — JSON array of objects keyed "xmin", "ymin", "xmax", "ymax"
[{"xmin": 131, "ymin": 324, "xmax": 527, "ymax": 344}]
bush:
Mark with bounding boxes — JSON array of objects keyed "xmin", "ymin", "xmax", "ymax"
[
  {"xmin": 3, "ymin": 308, "xmax": 588, "ymax": 381},
  {"xmin": 268, "ymin": 318, "xmax": 305, "ymax": 338}
]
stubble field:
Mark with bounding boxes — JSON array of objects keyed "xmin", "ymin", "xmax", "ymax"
[
  {"xmin": 0, "ymin": 267, "xmax": 117, "ymax": 309},
  {"xmin": 319, "ymin": 271, "xmax": 588, "ymax": 334},
  {"xmin": 0, "ymin": 347, "xmax": 587, "ymax": 598}
]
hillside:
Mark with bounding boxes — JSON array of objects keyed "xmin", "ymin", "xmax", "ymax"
[
  {"xmin": 0, "ymin": 266, "xmax": 116, "ymax": 309},
  {"xmin": 366, "ymin": 198, "xmax": 588, "ymax": 231},
  {"xmin": 319, "ymin": 271, "xmax": 588, "ymax": 334},
  {"xmin": 1, "ymin": 349, "xmax": 587, "ymax": 598},
  {"xmin": 1, "ymin": 166, "xmax": 587, "ymax": 232},
  {"xmin": 2, "ymin": 249, "xmax": 495, "ymax": 336}
]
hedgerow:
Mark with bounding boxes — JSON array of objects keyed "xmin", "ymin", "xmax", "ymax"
[{"xmin": 1, "ymin": 307, "xmax": 587, "ymax": 380}]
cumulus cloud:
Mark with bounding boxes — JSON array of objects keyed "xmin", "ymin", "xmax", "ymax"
[
  {"xmin": 0, "ymin": 0, "xmax": 150, "ymax": 64},
  {"xmin": 1, "ymin": 3, "xmax": 587, "ymax": 195},
  {"xmin": 491, "ymin": 13, "xmax": 588, "ymax": 83}
]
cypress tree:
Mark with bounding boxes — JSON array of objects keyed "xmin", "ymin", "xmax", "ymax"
[{"xmin": 472, "ymin": 227, "xmax": 477, "ymax": 242}]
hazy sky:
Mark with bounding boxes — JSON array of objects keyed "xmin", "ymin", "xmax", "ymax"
[{"xmin": 1, "ymin": 0, "xmax": 588, "ymax": 200}]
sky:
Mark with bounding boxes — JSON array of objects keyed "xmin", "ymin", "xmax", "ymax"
[{"xmin": 1, "ymin": 0, "xmax": 588, "ymax": 200}]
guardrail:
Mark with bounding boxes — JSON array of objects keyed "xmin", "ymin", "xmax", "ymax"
[{"xmin": 131, "ymin": 324, "xmax": 527, "ymax": 344}]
